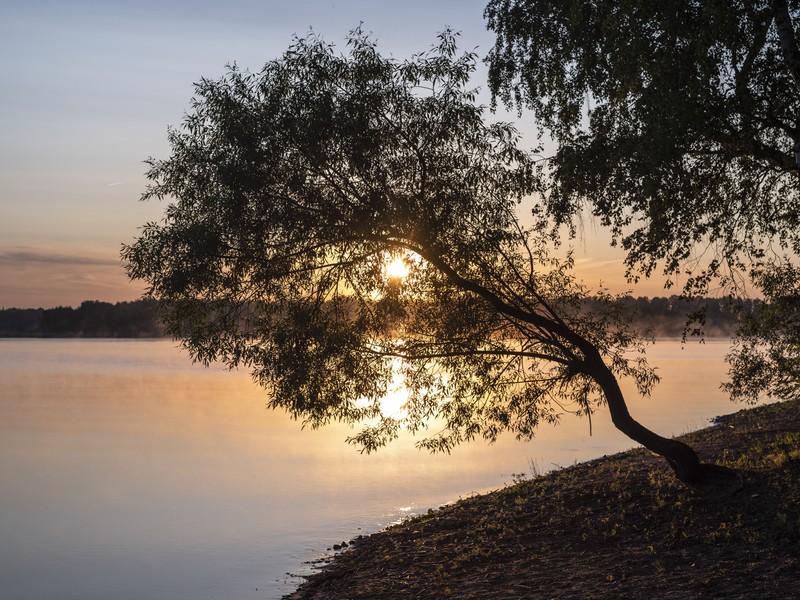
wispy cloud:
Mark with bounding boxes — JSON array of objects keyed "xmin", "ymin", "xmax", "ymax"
[
  {"xmin": 53, "ymin": 272, "xmax": 120, "ymax": 290},
  {"xmin": 0, "ymin": 247, "xmax": 121, "ymax": 267},
  {"xmin": 574, "ymin": 257, "xmax": 623, "ymax": 268}
]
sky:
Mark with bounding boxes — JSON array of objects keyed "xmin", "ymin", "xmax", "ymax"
[{"xmin": 0, "ymin": 0, "xmax": 654, "ymax": 309}]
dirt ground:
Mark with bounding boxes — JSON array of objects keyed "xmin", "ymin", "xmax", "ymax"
[{"xmin": 285, "ymin": 399, "xmax": 800, "ymax": 599}]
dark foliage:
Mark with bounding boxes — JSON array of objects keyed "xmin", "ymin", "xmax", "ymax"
[
  {"xmin": 485, "ymin": 0, "xmax": 800, "ymax": 403},
  {"xmin": 123, "ymin": 30, "xmax": 710, "ymax": 480}
]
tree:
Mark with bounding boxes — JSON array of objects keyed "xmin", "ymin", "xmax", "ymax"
[
  {"xmin": 485, "ymin": 0, "xmax": 800, "ymax": 401},
  {"xmin": 725, "ymin": 260, "xmax": 800, "ymax": 402},
  {"xmin": 123, "ymin": 30, "xmax": 706, "ymax": 482}
]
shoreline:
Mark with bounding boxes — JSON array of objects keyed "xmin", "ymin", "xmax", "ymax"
[{"xmin": 286, "ymin": 399, "xmax": 800, "ymax": 599}]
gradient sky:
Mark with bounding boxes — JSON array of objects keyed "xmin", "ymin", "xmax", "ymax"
[{"xmin": 0, "ymin": 0, "xmax": 652, "ymax": 309}]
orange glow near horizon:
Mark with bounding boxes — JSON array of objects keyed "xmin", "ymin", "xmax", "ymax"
[{"xmin": 0, "ymin": 237, "xmax": 681, "ymax": 310}]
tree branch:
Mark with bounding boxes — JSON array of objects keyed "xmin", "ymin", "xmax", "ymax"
[{"xmin": 772, "ymin": 0, "xmax": 800, "ymax": 167}]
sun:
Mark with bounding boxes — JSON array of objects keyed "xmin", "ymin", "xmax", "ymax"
[{"xmin": 385, "ymin": 256, "xmax": 409, "ymax": 280}]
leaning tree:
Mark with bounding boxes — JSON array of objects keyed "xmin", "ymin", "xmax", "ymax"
[
  {"xmin": 485, "ymin": 0, "xmax": 800, "ymax": 402},
  {"xmin": 124, "ymin": 30, "xmax": 706, "ymax": 482}
]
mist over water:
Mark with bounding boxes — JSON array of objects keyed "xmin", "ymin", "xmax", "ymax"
[{"xmin": 1, "ymin": 338, "xmax": 739, "ymax": 599}]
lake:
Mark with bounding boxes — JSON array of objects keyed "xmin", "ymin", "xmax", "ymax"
[{"xmin": 0, "ymin": 338, "xmax": 742, "ymax": 599}]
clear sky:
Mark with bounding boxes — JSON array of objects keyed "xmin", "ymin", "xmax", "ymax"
[{"xmin": 0, "ymin": 0, "xmax": 654, "ymax": 309}]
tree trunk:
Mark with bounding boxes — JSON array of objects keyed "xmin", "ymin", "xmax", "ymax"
[{"xmin": 582, "ymin": 346, "xmax": 704, "ymax": 484}]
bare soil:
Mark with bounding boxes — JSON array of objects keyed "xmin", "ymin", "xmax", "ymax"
[{"xmin": 285, "ymin": 399, "xmax": 800, "ymax": 599}]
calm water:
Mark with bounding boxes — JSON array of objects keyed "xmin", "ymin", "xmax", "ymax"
[{"xmin": 1, "ymin": 338, "xmax": 741, "ymax": 599}]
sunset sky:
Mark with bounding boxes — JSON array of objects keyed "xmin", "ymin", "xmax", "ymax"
[{"xmin": 0, "ymin": 0, "xmax": 654, "ymax": 309}]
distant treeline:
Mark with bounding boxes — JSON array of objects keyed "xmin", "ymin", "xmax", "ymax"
[
  {"xmin": 616, "ymin": 296, "xmax": 756, "ymax": 338},
  {"xmin": 0, "ymin": 296, "xmax": 754, "ymax": 339},
  {"xmin": 0, "ymin": 299, "xmax": 165, "ymax": 338}
]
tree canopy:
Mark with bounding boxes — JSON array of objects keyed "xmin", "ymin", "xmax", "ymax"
[
  {"xmin": 725, "ymin": 259, "xmax": 800, "ymax": 401},
  {"xmin": 123, "ymin": 30, "xmax": 705, "ymax": 481},
  {"xmin": 486, "ymin": 0, "xmax": 800, "ymax": 284},
  {"xmin": 485, "ymin": 0, "xmax": 800, "ymax": 401}
]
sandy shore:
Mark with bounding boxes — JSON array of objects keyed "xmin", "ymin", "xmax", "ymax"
[{"xmin": 287, "ymin": 399, "xmax": 800, "ymax": 599}]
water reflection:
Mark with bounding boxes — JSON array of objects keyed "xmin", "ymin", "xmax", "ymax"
[{"xmin": 0, "ymin": 339, "xmax": 739, "ymax": 599}]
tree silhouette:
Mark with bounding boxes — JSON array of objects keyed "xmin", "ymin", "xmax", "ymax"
[
  {"xmin": 124, "ymin": 30, "xmax": 705, "ymax": 482},
  {"xmin": 485, "ymin": 0, "xmax": 800, "ymax": 402}
]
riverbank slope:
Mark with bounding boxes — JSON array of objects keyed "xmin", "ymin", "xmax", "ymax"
[{"xmin": 287, "ymin": 399, "xmax": 800, "ymax": 599}]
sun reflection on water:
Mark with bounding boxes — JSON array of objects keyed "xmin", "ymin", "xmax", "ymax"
[{"xmin": 378, "ymin": 360, "xmax": 410, "ymax": 419}]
